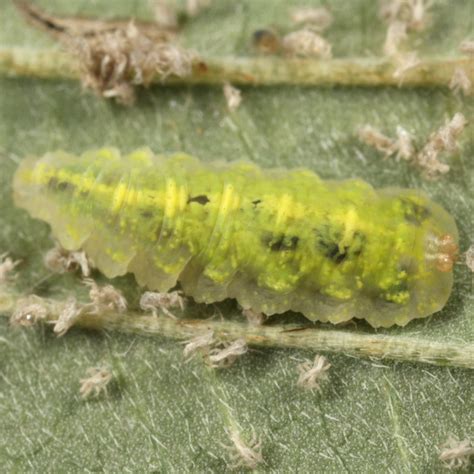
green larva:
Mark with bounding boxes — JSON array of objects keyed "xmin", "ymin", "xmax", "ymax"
[{"xmin": 13, "ymin": 148, "xmax": 459, "ymax": 328}]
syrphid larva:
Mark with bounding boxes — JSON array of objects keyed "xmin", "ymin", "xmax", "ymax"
[{"xmin": 13, "ymin": 148, "xmax": 458, "ymax": 328}]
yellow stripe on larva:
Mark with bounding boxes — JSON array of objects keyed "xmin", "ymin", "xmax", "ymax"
[
  {"xmin": 276, "ymin": 193, "xmax": 293, "ymax": 226},
  {"xmin": 111, "ymin": 182, "xmax": 128, "ymax": 214},
  {"xmin": 125, "ymin": 187, "xmax": 138, "ymax": 208},
  {"xmin": 164, "ymin": 179, "xmax": 178, "ymax": 219},
  {"xmin": 220, "ymin": 183, "xmax": 237, "ymax": 217},
  {"xmin": 177, "ymin": 186, "xmax": 187, "ymax": 212},
  {"xmin": 340, "ymin": 208, "xmax": 358, "ymax": 250}
]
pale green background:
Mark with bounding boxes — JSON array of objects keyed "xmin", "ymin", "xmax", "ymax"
[{"xmin": 0, "ymin": 0, "xmax": 473, "ymax": 472}]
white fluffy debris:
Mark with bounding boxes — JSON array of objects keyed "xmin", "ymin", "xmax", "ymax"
[
  {"xmin": 44, "ymin": 243, "xmax": 92, "ymax": 277},
  {"xmin": 380, "ymin": 1, "xmax": 430, "ymax": 81},
  {"xmin": 358, "ymin": 114, "xmax": 467, "ymax": 178},
  {"xmin": 394, "ymin": 125, "xmax": 415, "ymax": 160},
  {"xmin": 392, "ymin": 51, "xmax": 420, "ymax": 84},
  {"xmin": 439, "ymin": 436, "xmax": 474, "ymax": 470},
  {"xmin": 296, "ymin": 354, "xmax": 331, "ymax": 391},
  {"xmin": 139, "ymin": 290, "xmax": 185, "ymax": 318},
  {"xmin": 357, "ymin": 125, "xmax": 398, "ymax": 157},
  {"xmin": 10, "ymin": 277, "xmax": 130, "ymax": 335},
  {"xmin": 242, "ymin": 308, "xmax": 267, "ymax": 326},
  {"xmin": 182, "ymin": 330, "xmax": 214, "ymax": 361},
  {"xmin": 69, "ymin": 21, "xmax": 193, "ymax": 105},
  {"xmin": 449, "ymin": 68, "xmax": 472, "ymax": 96},
  {"xmin": 0, "ymin": 253, "xmax": 21, "ymax": 284},
  {"xmin": 379, "ymin": 0, "xmax": 432, "ymax": 32},
  {"xmin": 79, "ymin": 366, "xmax": 113, "ymax": 399},
  {"xmin": 53, "ymin": 297, "xmax": 85, "ymax": 337},
  {"xmin": 459, "ymin": 39, "xmax": 474, "ymax": 55},
  {"xmin": 152, "ymin": 0, "xmax": 178, "ymax": 29},
  {"xmin": 223, "ymin": 428, "xmax": 263, "ymax": 470},
  {"xmin": 465, "ymin": 245, "xmax": 474, "ymax": 272},
  {"xmin": 223, "ymin": 82, "xmax": 242, "ymax": 111},
  {"xmin": 416, "ymin": 113, "xmax": 468, "ymax": 179},
  {"xmin": 10, "ymin": 295, "xmax": 49, "ymax": 327},
  {"xmin": 84, "ymin": 278, "xmax": 128, "ymax": 314},
  {"xmin": 290, "ymin": 6, "xmax": 333, "ymax": 31},
  {"xmin": 208, "ymin": 338, "xmax": 248, "ymax": 369},
  {"xmin": 408, "ymin": 0, "xmax": 432, "ymax": 31},
  {"xmin": 282, "ymin": 30, "xmax": 332, "ymax": 58},
  {"xmin": 383, "ymin": 20, "xmax": 407, "ymax": 57},
  {"xmin": 186, "ymin": 0, "xmax": 212, "ymax": 16}
]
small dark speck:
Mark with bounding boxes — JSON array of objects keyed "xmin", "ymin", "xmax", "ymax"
[
  {"xmin": 188, "ymin": 194, "xmax": 210, "ymax": 205},
  {"xmin": 264, "ymin": 234, "xmax": 300, "ymax": 252}
]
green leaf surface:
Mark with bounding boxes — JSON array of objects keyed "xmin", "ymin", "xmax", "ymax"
[{"xmin": 0, "ymin": 0, "xmax": 473, "ymax": 471}]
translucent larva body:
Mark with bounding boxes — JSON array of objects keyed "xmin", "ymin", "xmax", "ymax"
[{"xmin": 13, "ymin": 148, "xmax": 458, "ymax": 328}]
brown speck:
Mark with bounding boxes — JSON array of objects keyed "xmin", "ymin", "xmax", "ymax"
[{"xmin": 252, "ymin": 29, "xmax": 282, "ymax": 55}]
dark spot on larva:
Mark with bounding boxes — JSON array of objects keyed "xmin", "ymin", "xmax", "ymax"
[
  {"xmin": 262, "ymin": 233, "xmax": 299, "ymax": 252},
  {"xmin": 57, "ymin": 181, "xmax": 74, "ymax": 191},
  {"xmin": 194, "ymin": 61, "xmax": 208, "ymax": 74},
  {"xmin": 315, "ymin": 227, "xmax": 346, "ymax": 263},
  {"xmin": 350, "ymin": 232, "xmax": 366, "ymax": 256},
  {"xmin": 252, "ymin": 199, "xmax": 262, "ymax": 207},
  {"xmin": 47, "ymin": 177, "xmax": 58, "ymax": 189},
  {"xmin": 400, "ymin": 198, "xmax": 430, "ymax": 225},
  {"xmin": 47, "ymin": 177, "xmax": 74, "ymax": 192},
  {"xmin": 316, "ymin": 227, "xmax": 366, "ymax": 264},
  {"xmin": 141, "ymin": 211, "xmax": 153, "ymax": 218},
  {"xmin": 188, "ymin": 194, "xmax": 210, "ymax": 205},
  {"xmin": 399, "ymin": 257, "xmax": 417, "ymax": 275},
  {"xmin": 326, "ymin": 243, "xmax": 347, "ymax": 263}
]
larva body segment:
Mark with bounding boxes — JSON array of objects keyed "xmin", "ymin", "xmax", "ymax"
[{"xmin": 13, "ymin": 148, "xmax": 458, "ymax": 328}]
